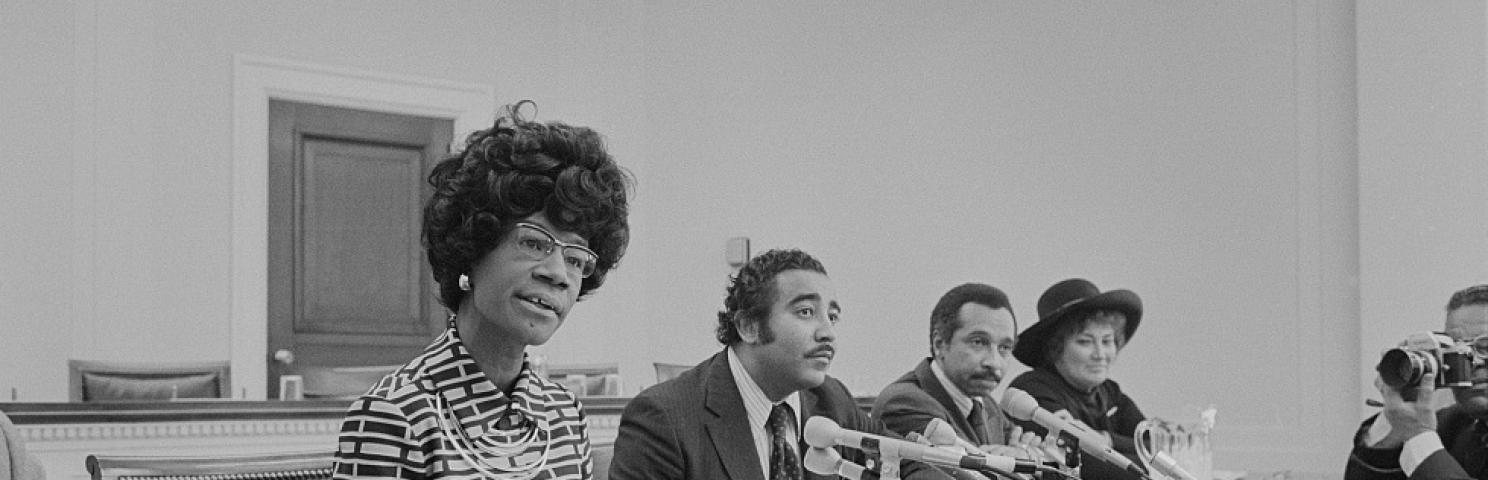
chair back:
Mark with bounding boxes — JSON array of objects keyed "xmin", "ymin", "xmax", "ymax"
[
  {"xmin": 293, "ymin": 364, "xmax": 399, "ymax": 400},
  {"xmin": 86, "ymin": 451, "xmax": 332, "ymax": 480},
  {"xmin": 69, "ymin": 360, "xmax": 231, "ymax": 402},
  {"xmin": 545, "ymin": 363, "xmax": 621, "ymax": 396},
  {"xmin": 653, "ymin": 362, "xmax": 691, "ymax": 384}
]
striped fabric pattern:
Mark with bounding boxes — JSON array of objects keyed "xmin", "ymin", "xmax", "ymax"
[{"xmin": 332, "ymin": 324, "xmax": 592, "ymax": 479}]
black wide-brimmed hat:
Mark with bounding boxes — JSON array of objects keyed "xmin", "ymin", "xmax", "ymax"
[{"xmin": 1012, "ymin": 278, "xmax": 1143, "ymax": 367}]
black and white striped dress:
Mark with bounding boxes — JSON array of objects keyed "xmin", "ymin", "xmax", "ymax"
[{"xmin": 332, "ymin": 324, "xmax": 593, "ymax": 479}]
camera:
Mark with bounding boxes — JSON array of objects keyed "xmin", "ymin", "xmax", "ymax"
[{"xmin": 1376, "ymin": 331, "xmax": 1473, "ymax": 390}]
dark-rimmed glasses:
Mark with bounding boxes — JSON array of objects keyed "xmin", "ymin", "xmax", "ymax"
[{"xmin": 512, "ymin": 222, "xmax": 598, "ymax": 279}]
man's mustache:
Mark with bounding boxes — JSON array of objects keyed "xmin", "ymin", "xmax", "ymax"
[{"xmin": 969, "ymin": 370, "xmax": 1001, "ymax": 382}]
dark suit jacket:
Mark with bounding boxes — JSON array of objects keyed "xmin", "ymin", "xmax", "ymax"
[
  {"xmin": 1345, "ymin": 405, "xmax": 1484, "ymax": 480},
  {"xmin": 872, "ymin": 358, "xmax": 1016, "ymax": 445},
  {"xmin": 609, "ymin": 350, "xmax": 952, "ymax": 480},
  {"xmin": 872, "ymin": 358, "xmax": 1018, "ymax": 480}
]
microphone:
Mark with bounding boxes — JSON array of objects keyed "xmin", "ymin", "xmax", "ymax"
[
  {"xmin": 923, "ymin": 417, "xmax": 985, "ymax": 455},
  {"xmin": 907, "ymin": 432, "xmax": 997, "ymax": 480},
  {"xmin": 1001, "ymin": 388, "xmax": 1150, "ymax": 479},
  {"xmin": 803, "ymin": 416, "xmax": 1037, "ymax": 474},
  {"xmin": 804, "ymin": 447, "xmax": 878, "ymax": 480}
]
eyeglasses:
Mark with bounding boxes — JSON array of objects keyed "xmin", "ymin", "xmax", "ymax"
[
  {"xmin": 1441, "ymin": 333, "xmax": 1488, "ymax": 361},
  {"xmin": 1463, "ymin": 334, "xmax": 1488, "ymax": 359},
  {"xmin": 511, "ymin": 222, "xmax": 598, "ymax": 279}
]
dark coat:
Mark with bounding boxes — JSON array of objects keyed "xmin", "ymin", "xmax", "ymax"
[
  {"xmin": 872, "ymin": 357, "xmax": 1019, "ymax": 480},
  {"xmin": 1007, "ymin": 367, "xmax": 1147, "ymax": 480},
  {"xmin": 872, "ymin": 357, "xmax": 1016, "ymax": 445},
  {"xmin": 1346, "ymin": 405, "xmax": 1485, "ymax": 480},
  {"xmin": 609, "ymin": 350, "xmax": 951, "ymax": 480}
]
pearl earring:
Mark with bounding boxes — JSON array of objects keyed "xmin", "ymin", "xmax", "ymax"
[{"xmin": 458, "ymin": 274, "xmax": 472, "ymax": 291}]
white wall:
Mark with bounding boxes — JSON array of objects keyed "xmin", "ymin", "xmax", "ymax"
[
  {"xmin": 4, "ymin": 0, "xmax": 1481, "ymax": 475},
  {"xmin": 0, "ymin": 0, "xmax": 87, "ymax": 403},
  {"xmin": 0, "ymin": 0, "xmax": 651, "ymax": 401},
  {"xmin": 1357, "ymin": 0, "xmax": 1488, "ymax": 408},
  {"xmin": 625, "ymin": 2, "xmax": 1360, "ymax": 472}
]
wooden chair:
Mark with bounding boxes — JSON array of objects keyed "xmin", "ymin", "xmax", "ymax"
[
  {"xmin": 294, "ymin": 364, "xmax": 399, "ymax": 400},
  {"xmin": 545, "ymin": 363, "xmax": 621, "ymax": 396},
  {"xmin": 85, "ymin": 451, "xmax": 333, "ymax": 480},
  {"xmin": 653, "ymin": 362, "xmax": 691, "ymax": 384},
  {"xmin": 68, "ymin": 360, "xmax": 231, "ymax": 402}
]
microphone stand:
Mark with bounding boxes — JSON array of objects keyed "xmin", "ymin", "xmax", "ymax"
[
  {"xmin": 1044, "ymin": 431, "xmax": 1157, "ymax": 480},
  {"xmin": 878, "ymin": 453, "xmax": 902, "ymax": 480},
  {"xmin": 1054, "ymin": 431, "xmax": 1083, "ymax": 480}
]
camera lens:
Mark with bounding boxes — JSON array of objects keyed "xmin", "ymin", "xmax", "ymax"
[{"xmin": 1378, "ymin": 348, "xmax": 1431, "ymax": 388}]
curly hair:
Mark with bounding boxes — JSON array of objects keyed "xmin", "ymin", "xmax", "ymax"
[
  {"xmin": 1447, "ymin": 284, "xmax": 1488, "ymax": 311},
  {"xmin": 715, "ymin": 249, "xmax": 827, "ymax": 346},
  {"xmin": 423, "ymin": 101, "xmax": 633, "ymax": 309},
  {"xmin": 929, "ymin": 283, "xmax": 1015, "ymax": 356}
]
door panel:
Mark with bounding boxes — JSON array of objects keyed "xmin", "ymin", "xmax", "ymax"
[
  {"xmin": 267, "ymin": 100, "xmax": 453, "ymax": 399},
  {"xmin": 298, "ymin": 139, "xmax": 424, "ymax": 335}
]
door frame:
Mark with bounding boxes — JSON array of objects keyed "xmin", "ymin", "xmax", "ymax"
[{"xmin": 232, "ymin": 54, "xmax": 493, "ymax": 399}]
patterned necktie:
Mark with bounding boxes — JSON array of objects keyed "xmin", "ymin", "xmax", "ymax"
[
  {"xmin": 767, "ymin": 403, "xmax": 802, "ymax": 480},
  {"xmin": 968, "ymin": 400, "xmax": 989, "ymax": 445}
]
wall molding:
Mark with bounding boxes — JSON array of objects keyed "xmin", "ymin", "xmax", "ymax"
[
  {"xmin": 230, "ymin": 55, "xmax": 494, "ymax": 399},
  {"xmin": 20, "ymin": 419, "xmax": 341, "ymax": 443},
  {"xmin": 14, "ymin": 399, "xmax": 625, "ymax": 479}
]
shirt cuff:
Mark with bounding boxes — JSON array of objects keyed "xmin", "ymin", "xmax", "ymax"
[{"xmin": 1399, "ymin": 430, "xmax": 1445, "ymax": 476}]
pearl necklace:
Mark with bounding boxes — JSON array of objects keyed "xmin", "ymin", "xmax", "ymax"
[{"xmin": 429, "ymin": 389, "xmax": 553, "ymax": 479}]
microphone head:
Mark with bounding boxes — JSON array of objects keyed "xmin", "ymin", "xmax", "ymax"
[
  {"xmin": 803, "ymin": 447, "xmax": 842, "ymax": 475},
  {"xmin": 922, "ymin": 418, "xmax": 961, "ymax": 446},
  {"xmin": 1000, "ymin": 388, "xmax": 1039, "ymax": 421},
  {"xmin": 803, "ymin": 416, "xmax": 843, "ymax": 448}
]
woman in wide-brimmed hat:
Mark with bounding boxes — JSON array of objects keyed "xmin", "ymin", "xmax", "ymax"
[{"xmin": 1007, "ymin": 278, "xmax": 1148, "ymax": 480}]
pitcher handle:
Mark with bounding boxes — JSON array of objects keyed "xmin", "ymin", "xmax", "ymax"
[{"xmin": 1133, "ymin": 419, "xmax": 1158, "ymax": 470}]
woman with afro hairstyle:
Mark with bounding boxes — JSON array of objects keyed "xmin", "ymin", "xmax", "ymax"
[{"xmin": 333, "ymin": 101, "xmax": 632, "ymax": 480}]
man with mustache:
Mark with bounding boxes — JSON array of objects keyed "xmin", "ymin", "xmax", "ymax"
[
  {"xmin": 610, "ymin": 249, "xmax": 950, "ymax": 480},
  {"xmin": 872, "ymin": 283, "xmax": 1045, "ymax": 480},
  {"xmin": 1346, "ymin": 284, "xmax": 1488, "ymax": 480}
]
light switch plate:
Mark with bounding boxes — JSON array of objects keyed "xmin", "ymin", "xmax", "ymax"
[{"xmin": 725, "ymin": 237, "xmax": 750, "ymax": 267}]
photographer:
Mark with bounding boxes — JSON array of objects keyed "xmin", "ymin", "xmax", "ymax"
[{"xmin": 1345, "ymin": 285, "xmax": 1488, "ymax": 480}]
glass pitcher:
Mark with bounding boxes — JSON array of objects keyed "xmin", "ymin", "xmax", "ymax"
[{"xmin": 1133, "ymin": 407, "xmax": 1215, "ymax": 480}]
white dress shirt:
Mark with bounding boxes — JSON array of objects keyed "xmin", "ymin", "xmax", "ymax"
[
  {"xmin": 930, "ymin": 358, "xmax": 979, "ymax": 421},
  {"xmin": 728, "ymin": 346, "xmax": 802, "ymax": 478}
]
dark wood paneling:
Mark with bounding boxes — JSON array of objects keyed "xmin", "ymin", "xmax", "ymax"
[
  {"xmin": 297, "ymin": 139, "xmax": 424, "ymax": 336},
  {"xmin": 266, "ymin": 100, "xmax": 453, "ymax": 398}
]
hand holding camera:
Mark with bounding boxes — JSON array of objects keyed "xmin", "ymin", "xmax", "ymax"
[
  {"xmin": 1367, "ymin": 331, "xmax": 1471, "ymax": 449},
  {"xmin": 1370, "ymin": 369, "xmax": 1437, "ymax": 449}
]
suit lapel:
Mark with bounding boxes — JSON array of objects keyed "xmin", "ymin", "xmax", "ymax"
[
  {"xmin": 703, "ymin": 351, "xmax": 765, "ymax": 480},
  {"xmin": 914, "ymin": 358, "xmax": 983, "ymax": 443},
  {"xmin": 797, "ymin": 387, "xmax": 832, "ymax": 480}
]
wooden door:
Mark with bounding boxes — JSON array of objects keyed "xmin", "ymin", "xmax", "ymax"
[{"xmin": 266, "ymin": 100, "xmax": 453, "ymax": 399}]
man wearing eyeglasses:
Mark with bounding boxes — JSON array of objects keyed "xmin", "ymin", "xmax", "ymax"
[{"xmin": 1346, "ymin": 284, "xmax": 1488, "ymax": 480}]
